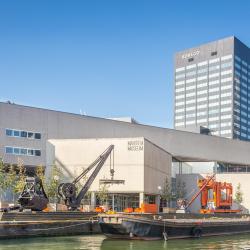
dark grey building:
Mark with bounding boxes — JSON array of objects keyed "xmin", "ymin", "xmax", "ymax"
[{"xmin": 174, "ymin": 36, "xmax": 250, "ymax": 141}]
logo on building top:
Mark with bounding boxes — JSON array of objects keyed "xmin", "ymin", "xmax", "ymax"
[{"xmin": 182, "ymin": 50, "xmax": 200, "ymax": 59}]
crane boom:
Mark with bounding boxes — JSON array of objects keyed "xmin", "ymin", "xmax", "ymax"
[
  {"xmin": 58, "ymin": 145, "xmax": 114, "ymax": 210},
  {"xmin": 186, "ymin": 173, "xmax": 216, "ymax": 209}
]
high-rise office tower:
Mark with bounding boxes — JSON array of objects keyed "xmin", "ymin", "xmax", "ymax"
[{"xmin": 174, "ymin": 36, "xmax": 250, "ymax": 141}]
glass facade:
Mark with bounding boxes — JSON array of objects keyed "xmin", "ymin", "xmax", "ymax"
[
  {"xmin": 174, "ymin": 54, "xmax": 233, "ymax": 138},
  {"xmin": 174, "ymin": 37, "xmax": 250, "ymax": 141}
]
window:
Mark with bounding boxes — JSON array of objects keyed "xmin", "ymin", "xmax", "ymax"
[
  {"xmin": 197, "ymin": 68, "xmax": 207, "ymax": 74},
  {"xmin": 197, "ymin": 75, "xmax": 207, "ymax": 81},
  {"xmin": 197, "ymin": 89, "xmax": 207, "ymax": 95},
  {"xmin": 175, "ymin": 115, "xmax": 183, "ymax": 120},
  {"xmin": 175, "ymin": 108, "xmax": 184, "ymax": 113},
  {"xmin": 209, "ymin": 79, "xmax": 219, "ymax": 86},
  {"xmin": 197, "ymin": 82, "xmax": 207, "ymax": 88},
  {"xmin": 221, "ymin": 107, "xmax": 231, "ymax": 112},
  {"xmin": 209, "ymin": 87, "xmax": 219, "ymax": 93},
  {"xmin": 221, "ymin": 77, "xmax": 232, "ymax": 83},
  {"xmin": 186, "ymin": 85, "xmax": 196, "ymax": 90},
  {"xmin": 175, "ymin": 122, "xmax": 184, "ymax": 126},
  {"xmin": 186, "ymin": 99, "xmax": 195, "ymax": 104},
  {"xmin": 221, "ymin": 69, "xmax": 232, "ymax": 76},
  {"xmin": 186, "ymin": 120, "xmax": 195, "ymax": 125},
  {"xmin": 209, "ymin": 102, "xmax": 219, "ymax": 107},
  {"xmin": 186, "ymin": 78, "xmax": 196, "ymax": 83},
  {"xmin": 13, "ymin": 147, "xmax": 20, "ymax": 154},
  {"xmin": 176, "ymin": 95, "xmax": 184, "ymax": 100},
  {"xmin": 28, "ymin": 149, "xmax": 34, "ymax": 156},
  {"xmin": 5, "ymin": 147, "xmax": 13, "ymax": 154},
  {"xmin": 6, "ymin": 129, "xmax": 13, "ymax": 136},
  {"xmin": 176, "ymin": 101, "xmax": 184, "ymax": 107},
  {"xmin": 21, "ymin": 131, "xmax": 27, "ymax": 138},
  {"xmin": 28, "ymin": 132, "xmax": 34, "ymax": 139},
  {"xmin": 176, "ymin": 67, "xmax": 185, "ymax": 73},
  {"xmin": 209, "ymin": 58, "xmax": 220, "ymax": 64},
  {"xmin": 211, "ymin": 51, "xmax": 217, "ymax": 56},
  {"xmin": 176, "ymin": 87, "xmax": 185, "ymax": 93},
  {"xmin": 5, "ymin": 146, "xmax": 41, "ymax": 156},
  {"xmin": 186, "ymin": 71, "xmax": 196, "ymax": 77},
  {"xmin": 221, "ymin": 55, "xmax": 232, "ymax": 61},
  {"xmin": 186, "ymin": 92, "xmax": 195, "ymax": 97},
  {"xmin": 35, "ymin": 133, "xmax": 41, "ymax": 140},
  {"xmin": 13, "ymin": 130, "xmax": 20, "ymax": 137},
  {"xmin": 176, "ymin": 80, "xmax": 185, "ymax": 86},
  {"xmin": 235, "ymin": 55, "xmax": 241, "ymax": 62},
  {"xmin": 5, "ymin": 129, "xmax": 41, "ymax": 140},
  {"xmin": 209, "ymin": 65, "xmax": 220, "ymax": 72},
  {"xmin": 198, "ymin": 61, "xmax": 208, "ymax": 67},
  {"xmin": 221, "ymin": 62, "xmax": 232, "ymax": 69},
  {"xmin": 209, "ymin": 72, "xmax": 220, "ymax": 78},
  {"xmin": 20, "ymin": 148, "xmax": 27, "ymax": 155},
  {"xmin": 176, "ymin": 74, "xmax": 185, "ymax": 79},
  {"xmin": 221, "ymin": 85, "xmax": 231, "ymax": 90},
  {"xmin": 186, "ymin": 106, "xmax": 195, "ymax": 111}
]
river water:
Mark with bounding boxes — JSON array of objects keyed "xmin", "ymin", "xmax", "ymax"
[{"xmin": 1, "ymin": 234, "xmax": 250, "ymax": 250}]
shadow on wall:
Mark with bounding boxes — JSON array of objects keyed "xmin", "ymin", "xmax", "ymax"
[
  {"xmin": 177, "ymin": 174, "xmax": 249, "ymax": 214},
  {"xmin": 54, "ymin": 157, "xmax": 75, "ymax": 181}
]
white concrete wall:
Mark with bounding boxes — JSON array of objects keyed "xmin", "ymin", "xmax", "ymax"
[
  {"xmin": 47, "ymin": 138, "xmax": 145, "ymax": 193},
  {"xmin": 46, "ymin": 137, "xmax": 172, "ymax": 195},
  {"xmin": 178, "ymin": 173, "xmax": 250, "ymax": 213}
]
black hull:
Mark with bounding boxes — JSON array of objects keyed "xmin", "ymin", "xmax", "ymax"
[
  {"xmin": 0, "ymin": 211, "xmax": 100, "ymax": 239},
  {"xmin": 99, "ymin": 215, "xmax": 250, "ymax": 240}
]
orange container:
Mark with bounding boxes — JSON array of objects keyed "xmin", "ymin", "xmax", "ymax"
[
  {"xmin": 140, "ymin": 203, "xmax": 158, "ymax": 213},
  {"xmin": 95, "ymin": 207, "xmax": 104, "ymax": 213},
  {"xmin": 134, "ymin": 207, "xmax": 142, "ymax": 213},
  {"xmin": 123, "ymin": 207, "xmax": 133, "ymax": 213}
]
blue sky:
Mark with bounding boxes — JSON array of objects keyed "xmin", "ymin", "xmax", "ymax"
[{"xmin": 1, "ymin": 0, "xmax": 250, "ymax": 128}]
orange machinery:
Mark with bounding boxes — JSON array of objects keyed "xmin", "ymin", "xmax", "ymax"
[{"xmin": 186, "ymin": 174, "xmax": 240, "ymax": 214}]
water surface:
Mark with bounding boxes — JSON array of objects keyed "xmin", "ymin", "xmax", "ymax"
[{"xmin": 1, "ymin": 234, "xmax": 250, "ymax": 250}]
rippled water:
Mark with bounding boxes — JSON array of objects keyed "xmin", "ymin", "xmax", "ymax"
[{"xmin": 1, "ymin": 234, "xmax": 250, "ymax": 250}]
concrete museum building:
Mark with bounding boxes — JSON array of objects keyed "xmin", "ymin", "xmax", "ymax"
[{"xmin": 2, "ymin": 100, "xmax": 250, "ymax": 212}]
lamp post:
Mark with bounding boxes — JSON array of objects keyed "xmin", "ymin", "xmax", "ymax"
[{"xmin": 157, "ymin": 186, "xmax": 162, "ymax": 213}]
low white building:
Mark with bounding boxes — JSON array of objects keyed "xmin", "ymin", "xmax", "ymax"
[{"xmin": 46, "ymin": 137, "xmax": 172, "ymax": 211}]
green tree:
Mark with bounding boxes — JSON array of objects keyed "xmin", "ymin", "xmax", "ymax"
[
  {"xmin": 175, "ymin": 180, "xmax": 187, "ymax": 200},
  {"xmin": 97, "ymin": 184, "xmax": 109, "ymax": 206},
  {"xmin": 0, "ymin": 159, "xmax": 8, "ymax": 201},
  {"xmin": 46, "ymin": 164, "xmax": 62, "ymax": 202},
  {"xmin": 14, "ymin": 164, "xmax": 26, "ymax": 194},
  {"xmin": 160, "ymin": 177, "xmax": 172, "ymax": 207},
  {"xmin": 6, "ymin": 166, "xmax": 18, "ymax": 201},
  {"xmin": 36, "ymin": 165, "xmax": 46, "ymax": 187},
  {"xmin": 235, "ymin": 183, "xmax": 243, "ymax": 205}
]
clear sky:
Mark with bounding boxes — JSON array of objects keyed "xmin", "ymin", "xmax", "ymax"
[{"xmin": 1, "ymin": 0, "xmax": 250, "ymax": 128}]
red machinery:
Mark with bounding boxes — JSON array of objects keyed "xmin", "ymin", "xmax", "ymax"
[{"xmin": 186, "ymin": 174, "xmax": 240, "ymax": 214}]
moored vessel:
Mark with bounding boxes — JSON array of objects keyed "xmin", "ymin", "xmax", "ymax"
[{"xmin": 99, "ymin": 213, "xmax": 250, "ymax": 240}]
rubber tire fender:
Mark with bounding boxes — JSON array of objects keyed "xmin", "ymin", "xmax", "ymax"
[{"xmin": 191, "ymin": 226, "xmax": 202, "ymax": 238}]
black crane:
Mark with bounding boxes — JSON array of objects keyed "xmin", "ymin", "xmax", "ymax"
[{"xmin": 58, "ymin": 144, "xmax": 124, "ymax": 210}]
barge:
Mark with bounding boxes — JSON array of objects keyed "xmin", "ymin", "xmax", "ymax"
[
  {"xmin": 99, "ymin": 213, "xmax": 250, "ymax": 240},
  {"xmin": 0, "ymin": 211, "xmax": 100, "ymax": 239}
]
